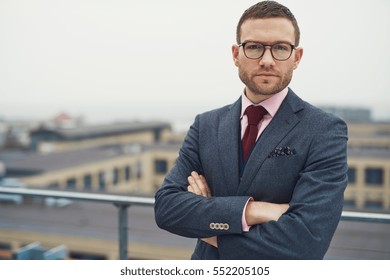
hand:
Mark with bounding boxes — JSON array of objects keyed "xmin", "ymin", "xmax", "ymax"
[
  {"xmin": 187, "ymin": 171, "xmax": 211, "ymax": 198},
  {"xmin": 201, "ymin": 236, "xmax": 218, "ymax": 248},
  {"xmin": 245, "ymin": 201, "xmax": 289, "ymax": 226},
  {"xmin": 187, "ymin": 172, "xmax": 217, "ymax": 247}
]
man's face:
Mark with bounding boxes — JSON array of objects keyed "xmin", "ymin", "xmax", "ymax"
[{"xmin": 232, "ymin": 17, "xmax": 303, "ymax": 103}]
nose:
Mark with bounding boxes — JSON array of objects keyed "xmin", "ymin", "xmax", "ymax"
[{"xmin": 259, "ymin": 46, "xmax": 275, "ymax": 67}]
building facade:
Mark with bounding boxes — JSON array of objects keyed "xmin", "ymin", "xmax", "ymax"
[
  {"xmin": 2, "ymin": 121, "xmax": 179, "ymax": 196},
  {"xmin": 344, "ymin": 122, "xmax": 390, "ymax": 212},
  {"xmin": 2, "ymin": 120, "xmax": 390, "ymax": 211}
]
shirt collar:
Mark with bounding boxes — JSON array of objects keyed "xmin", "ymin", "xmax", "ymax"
[{"xmin": 241, "ymin": 87, "xmax": 289, "ymax": 119}]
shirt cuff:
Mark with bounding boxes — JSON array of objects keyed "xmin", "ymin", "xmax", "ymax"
[{"xmin": 241, "ymin": 197, "xmax": 253, "ymax": 232}]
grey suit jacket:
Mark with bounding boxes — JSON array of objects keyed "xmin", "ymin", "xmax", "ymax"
[{"xmin": 154, "ymin": 89, "xmax": 348, "ymax": 259}]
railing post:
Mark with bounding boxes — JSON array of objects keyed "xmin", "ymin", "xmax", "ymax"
[{"xmin": 115, "ymin": 203, "xmax": 130, "ymax": 260}]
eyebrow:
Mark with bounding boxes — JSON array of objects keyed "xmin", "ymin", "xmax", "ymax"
[{"xmin": 241, "ymin": 40, "xmax": 295, "ymax": 45}]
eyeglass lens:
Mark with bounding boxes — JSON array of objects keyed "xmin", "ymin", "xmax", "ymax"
[{"xmin": 243, "ymin": 42, "xmax": 293, "ymax": 60}]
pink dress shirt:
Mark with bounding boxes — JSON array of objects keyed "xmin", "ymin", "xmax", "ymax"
[{"xmin": 240, "ymin": 87, "xmax": 289, "ymax": 231}]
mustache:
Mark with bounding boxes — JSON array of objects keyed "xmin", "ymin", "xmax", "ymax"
[{"xmin": 254, "ymin": 70, "xmax": 279, "ymax": 76}]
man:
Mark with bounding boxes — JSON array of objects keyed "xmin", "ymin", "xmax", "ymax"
[{"xmin": 154, "ymin": 1, "xmax": 348, "ymax": 259}]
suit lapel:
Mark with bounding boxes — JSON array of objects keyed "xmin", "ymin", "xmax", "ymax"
[
  {"xmin": 237, "ymin": 90, "xmax": 303, "ymax": 196},
  {"xmin": 217, "ymin": 98, "xmax": 242, "ymax": 195}
]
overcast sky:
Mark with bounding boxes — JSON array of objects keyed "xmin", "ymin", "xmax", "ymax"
[{"xmin": 1, "ymin": 0, "xmax": 389, "ymax": 130}]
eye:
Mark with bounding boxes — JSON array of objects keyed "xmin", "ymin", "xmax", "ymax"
[
  {"xmin": 273, "ymin": 43, "xmax": 290, "ymax": 51},
  {"xmin": 245, "ymin": 43, "xmax": 263, "ymax": 50}
]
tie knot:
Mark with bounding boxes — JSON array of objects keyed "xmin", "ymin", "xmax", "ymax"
[{"xmin": 245, "ymin": 105, "xmax": 267, "ymax": 126}]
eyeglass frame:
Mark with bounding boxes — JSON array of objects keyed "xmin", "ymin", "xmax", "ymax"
[{"xmin": 238, "ymin": 41, "xmax": 296, "ymax": 61}]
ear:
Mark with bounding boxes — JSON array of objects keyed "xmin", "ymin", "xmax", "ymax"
[
  {"xmin": 232, "ymin": 44, "xmax": 240, "ymax": 67},
  {"xmin": 293, "ymin": 47, "xmax": 303, "ymax": 70}
]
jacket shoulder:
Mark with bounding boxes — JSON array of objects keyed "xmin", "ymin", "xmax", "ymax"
[{"xmin": 287, "ymin": 89, "xmax": 347, "ymax": 133}]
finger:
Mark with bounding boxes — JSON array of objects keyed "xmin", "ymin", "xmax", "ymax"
[
  {"xmin": 190, "ymin": 172, "xmax": 204, "ymax": 194},
  {"xmin": 199, "ymin": 175, "xmax": 208, "ymax": 187},
  {"xmin": 188, "ymin": 176, "xmax": 203, "ymax": 196},
  {"xmin": 188, "ymin": 184, "xmax": 201, "ymax": 196},
  {"xmin": 201, "ymin": 236, "xmax": 218, "ymax": 248},
  {"xmin": 194, "ymin": 173, "xmax": 211, "ymax": 198},
  {"xmin": 191, "ymin": 172, "xmax": 208, "ymax": 198},
  {"xmin": 200, "ymin": 175, "xmax": 211, "ymax": 197},
  {"xmin": 191, "ymin": 171, "xmax": 200, "ymax": 179},
  {"xmin": 188, "ymin": 176, "xmax": 198, "ymax": 189}
]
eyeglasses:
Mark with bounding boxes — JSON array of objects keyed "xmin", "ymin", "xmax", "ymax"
[{"xmin": 238, "ymin": 41, "xmax": 296, "ymax": 61}]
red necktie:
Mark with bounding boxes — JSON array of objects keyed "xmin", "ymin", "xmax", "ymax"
[{"xmin": 242, "ymin": 105, "xmax": 267, "ymax": 161}]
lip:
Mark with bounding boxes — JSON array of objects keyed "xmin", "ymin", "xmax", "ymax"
[{"xmin": 257, "ymin": 73, "xmax": 277, "ymax": 77}]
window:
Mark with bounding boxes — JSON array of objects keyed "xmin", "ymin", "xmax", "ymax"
[
  {"xmin": 47, "ymin": 182, "xmax": 59, "ymax": 189},
  {"xmin": 0, "ymin": 242, "xmax": 12, "ymax": 260},
  {"xmin": 343, "ymin": 199, "xmax": 356, "ymax": 209},
  {"xmin": 84, "ymin": 174, "xmax": 92, "ymax": 191},
  {"xmin": 365, "ymin": 168, "xmax": 383, "ymax": 186},
  {"xmin": 113, "ymin": 168, "xmax": 119, "ymax": 185},
  {"xmin": 0, "ymin": 243, "xmax": 11, "ymax": 250},
  {"xmin": 155, "ymin": 159, "xmax": 168, "ymax": 174},
  {"xmin": 347, "ymin": 167, "xmax": 356, "ymax": 184},
  {"xmin": 153, "ymin": 128, "xmax": 162, "ymax": 142},
  {"xmin": 136, "ymin": 162, "xmax": 142, "ymax": 179},
  {"xmin": 125, "ymin": 166, "xmax": 131, "ymax": 181},
  {"xmin": 99, "ymin": 171, "xmax": 106, "ymax": 191},
  {"xmin": 364, "ymin": 200, "xmax": 383, "ymax": 210},
  {"xmin": 66, "ymin": 178, "xmax": 76, "ymax": 190}
]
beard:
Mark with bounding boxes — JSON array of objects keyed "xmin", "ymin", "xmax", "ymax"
[{"xmin": 238, "ymin": 67, "xmax": 293, "ymax": 96}]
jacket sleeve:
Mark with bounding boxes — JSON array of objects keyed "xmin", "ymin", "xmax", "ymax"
[
  {"xmin": 154, "ymin": 114, "xmax": 251, "ymax": 238},
  {"xmin": 217, "ymin": 118, "xmax": 348, "ymax": 259}
]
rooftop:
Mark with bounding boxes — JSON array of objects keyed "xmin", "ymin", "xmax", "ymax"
[
  {"xmin": 31, "ymin": 121, "xmax": 171, "ymax": 141},
  {"xmin": 0, "ymin": 143, "xmax": 181, "ymax": 176}
]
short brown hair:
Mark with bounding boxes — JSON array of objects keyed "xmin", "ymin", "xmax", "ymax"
[{"xmin": 236, "ymin": 1, "xmax": 300, "ymax": 46}]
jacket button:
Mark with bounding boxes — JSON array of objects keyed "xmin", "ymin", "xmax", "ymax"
[
  {"xmin": 223, "ymin": 223, "xmax": 229, "ymax": 230},
  {"xmin": 210, "ymin": 223, "xmax": 216, "ymax": 229}
]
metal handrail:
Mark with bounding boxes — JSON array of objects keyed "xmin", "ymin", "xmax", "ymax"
[
  {"xmin": 0, "ymin": 186, "xmax": 154, "ymax": 205},
  {"xmin": 1, "ymin": 186, "xmax": 390, "ymax": 259},
  {"xmin": 341, "ymin": 210, "xmax": 390, "ymax": 224},
  {"xmin": 0, "ymin": 186, "xmax": 154, "ymax": 260}
]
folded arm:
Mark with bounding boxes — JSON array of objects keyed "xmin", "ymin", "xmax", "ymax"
[
  {"xmin": 217, "ymin": 121, "xmax": 348, "ymax": 259},
  {"xmin": 187, "ymin": 171, "xmax": 289, "ymax": 248},
  {"xmin": 154, "ymin": 114, "xmax": 348, "ymax": 259},
  {"xmin": 155, "ymin": 115, "xmax": 252, "ymax": 238}
]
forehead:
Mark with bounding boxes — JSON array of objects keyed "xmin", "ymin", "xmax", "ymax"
[{"xmin": 240, "ymin": 17, "xmax": 295, "ymax": 44}]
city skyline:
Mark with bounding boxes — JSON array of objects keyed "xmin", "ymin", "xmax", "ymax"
[{"xmin": 1, "ymin": 0, "xmax": 389, "ymax": 129}]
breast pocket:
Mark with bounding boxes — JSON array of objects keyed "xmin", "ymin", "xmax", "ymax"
[{"xmin": 249, "ymin": 152, "xmax": 303, "ymax": 202}]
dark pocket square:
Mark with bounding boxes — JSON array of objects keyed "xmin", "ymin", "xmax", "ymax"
[{"xmin": 268, "ymin": 146, "xmax": 296, "ymax": 158}]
